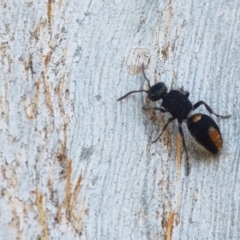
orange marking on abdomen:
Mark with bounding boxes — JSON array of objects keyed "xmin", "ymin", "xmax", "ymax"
[
  {"xmin": 208, "ymin": 127, "xmax": 222, "ymax": 151},
  {"xmin": 192, "ymin": 114, "xmax": 202, "ymax": 122}
]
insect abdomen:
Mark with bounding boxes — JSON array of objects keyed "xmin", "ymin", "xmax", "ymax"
[{"xmin": 187, "ymin": 114, "xmax": 222, "ymax": 154}]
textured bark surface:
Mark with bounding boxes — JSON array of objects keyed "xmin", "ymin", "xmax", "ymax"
[{"xmin": 0, "ymin": 0, "xmax": 239, "ymax": 239}]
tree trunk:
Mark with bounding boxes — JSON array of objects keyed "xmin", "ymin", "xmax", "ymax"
[{"xmin": 0, "ymin": 0, "xmax": 239, "ymax": 239}]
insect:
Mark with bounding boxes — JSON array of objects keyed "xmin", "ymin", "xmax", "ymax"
[{"xmin": 117, "ymin": 64, "xmax": 230, "ymax": 175}]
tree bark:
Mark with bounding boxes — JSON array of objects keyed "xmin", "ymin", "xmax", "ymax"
[{"xmin": 0, "ymin": 0, "xmax": 239, "ymax": 239}]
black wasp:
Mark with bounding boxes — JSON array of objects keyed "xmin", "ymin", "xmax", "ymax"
[{"xmin": 117, "ymin": 64, "xmax": 230, "ymax": 175}]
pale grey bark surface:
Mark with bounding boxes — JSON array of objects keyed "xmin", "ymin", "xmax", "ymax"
[{"xmin": 0, "ymin": 0, "xmax": 240, "ymax": 239}]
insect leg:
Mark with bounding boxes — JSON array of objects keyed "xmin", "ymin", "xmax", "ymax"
[
  {"xmin": 152, "ymin": 117, "xmax": 175, "ymax": 143},
  {"xmin": 178, "ymin": 122, "xmax": 190, "ymax": 175},
  {"xmin": 142, "ymin": 107, "xmax": 167, "ymax": 113},
  {"xmin": 192, "ymin": 101, "xmax": 231, "ymax": 119},
  {"xmin": 179, "ymin": 86, "xmax": 190, "ymax": 98}
]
